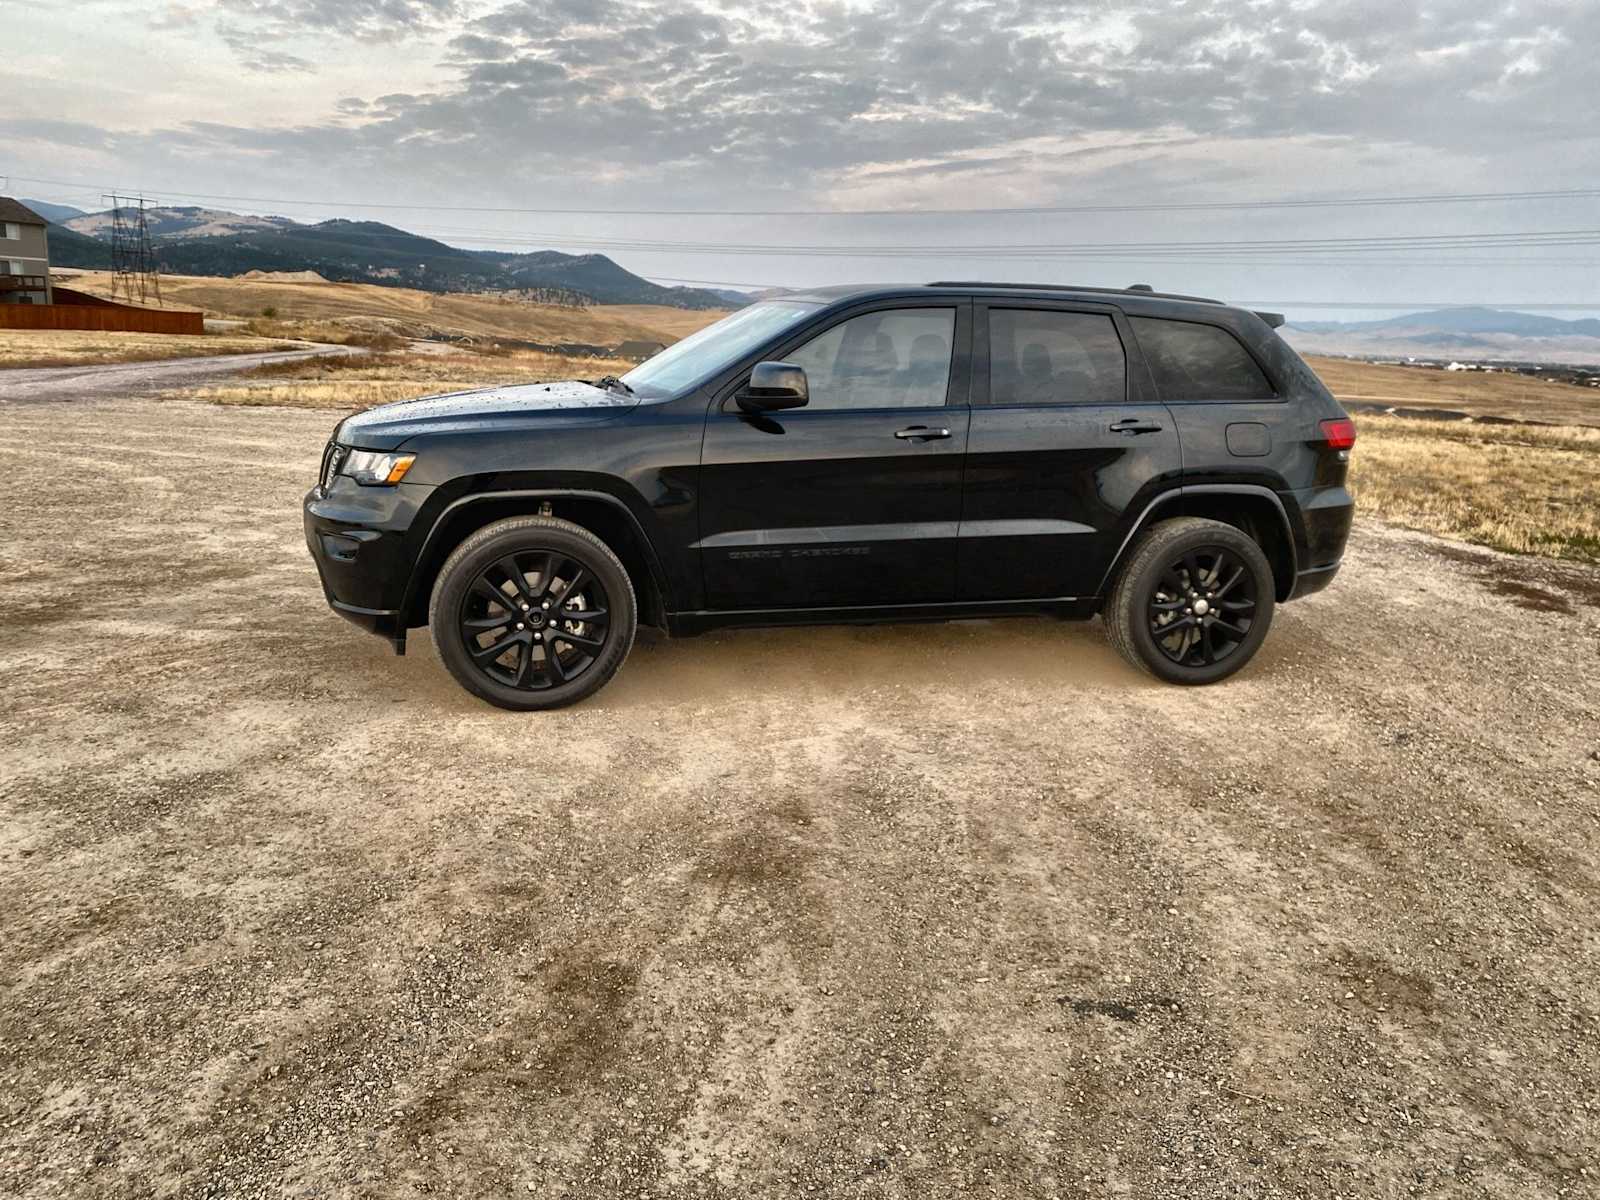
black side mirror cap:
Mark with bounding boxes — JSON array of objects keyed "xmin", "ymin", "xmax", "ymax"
[{"xmin": 736, "ymin": 361, "xmax": 809, "ymax": 413}]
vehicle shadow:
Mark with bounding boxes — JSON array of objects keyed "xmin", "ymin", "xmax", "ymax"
[
  {"xmin": 390, "ymin": 614, "xmax": 1150, "ymax": 711},
  {"xmin": 625, "ymin": 617, "xmax": 1142, "ymax": 707},
  {"xmin": 438, "ymin": 614, "xmax": 1139, "ymax": 710}
]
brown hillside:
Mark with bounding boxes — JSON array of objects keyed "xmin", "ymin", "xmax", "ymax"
[{"xmin": 59, "ymin": 270, "xmax": 728, "ymax": 347}]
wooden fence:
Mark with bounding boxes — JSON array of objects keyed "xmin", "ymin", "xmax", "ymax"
[
  {"xmin": 0, "ymin": 290, "xmax": 204, "ymax": 335},
  {"xmin": 49, "ymin": 286, "xmax": 122, "ymax": 308}
]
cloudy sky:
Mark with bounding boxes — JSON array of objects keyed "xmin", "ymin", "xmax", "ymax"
[{"xmin": 7, "ymin": 0, "xmax": 1599, "ymax": 315}]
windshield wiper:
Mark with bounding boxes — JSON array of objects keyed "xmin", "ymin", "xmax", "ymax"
[{"xmin": 594, "ymin": 375, "xmax": 634, "ymax": 395}]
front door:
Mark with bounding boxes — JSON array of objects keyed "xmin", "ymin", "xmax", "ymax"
[
  {"xmin": 958, "ymin": 302, "xmax": 1182, "ymax": 601},
  {"xmin": 699, "ymin": 303, "xmax": 971, "ymax": 610}
]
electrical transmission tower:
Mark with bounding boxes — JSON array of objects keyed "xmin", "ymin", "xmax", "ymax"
[{"xmin": 105, "ymin": 194, "xmax": 163, "ymax": 307}]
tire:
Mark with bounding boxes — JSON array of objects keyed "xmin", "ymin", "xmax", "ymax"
[
  {"xmin": 429, "ymin": 515, "xmax": 636, "ymax": 711},
  {"xmin": 1104, "ymin": 517, "xmax": 1275, "ymax": 685}
]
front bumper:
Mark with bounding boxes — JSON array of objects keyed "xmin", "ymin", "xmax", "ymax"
[{"xmin": 303, "ymin": 478, "xmax": 433, "ymax": 653}]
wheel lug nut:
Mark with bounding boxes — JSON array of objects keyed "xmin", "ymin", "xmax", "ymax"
[{"xmin": 516, "ymin": 623, "xmax": 524, "ymax": 630}]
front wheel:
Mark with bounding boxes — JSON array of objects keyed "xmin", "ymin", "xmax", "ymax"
[
  {"xmin": 429, "ymin": 516, "xmax": 636, "ymax": 711},
  {"xmin": 1104, "ymin": 517, "xmax": 1275, "ymax": 685}
]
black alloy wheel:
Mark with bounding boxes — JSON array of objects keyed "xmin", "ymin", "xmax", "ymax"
[
  {"xmin": 430, "ymin": 515, "xmax": 637, "ymax": 710},
  {"xmin": 459, "ymin": 550, "xmax": 611, "ymax": 691},
  {"xmin": 1147, "ymin": 546, "xmax": 1258, "ymax": 668},
  {"xmin": 1104, "ymin": 516, "xmax": 1276, "ymax": 685}
]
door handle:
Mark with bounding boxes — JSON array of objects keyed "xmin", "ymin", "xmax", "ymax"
[
  {"xmin": 1109, "ymin": 417, "xmax": 1163, "ymax": 435},
  {"xmin": 895, "ymin": 426, "xmax": 952, "ymax": 441}
]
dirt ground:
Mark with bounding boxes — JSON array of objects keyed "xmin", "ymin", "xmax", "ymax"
[
  {"xmin": 0, "ymin": 331, "xmax": 302, "ymax": 371},
  {"xmin": 1, "ymin": 393, "xmax": 1598, "ymax": 1199},
  {"xmin": 0, "ymin": 345, "xmax": 361, "ymax": 404}
]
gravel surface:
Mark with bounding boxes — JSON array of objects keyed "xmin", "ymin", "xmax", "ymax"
[
  {"xmin": 2, "ymin": 393, "xmax": 1598, "ymax": 1198},
  {"xmin": 0, "ymin": 343, "xmax": 360, "ymax": 403}
]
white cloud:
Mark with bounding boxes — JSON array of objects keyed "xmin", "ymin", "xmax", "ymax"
[{"xmin": 6, "ymin": 0, "xmax": 1599, "ymax": 305}]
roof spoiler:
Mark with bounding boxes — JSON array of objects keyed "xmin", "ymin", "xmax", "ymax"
[{"xmin": 1254, "ymin": 310, "xmax": 1286, "ymax": 329}]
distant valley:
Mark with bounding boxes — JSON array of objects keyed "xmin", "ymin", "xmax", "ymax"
[{"xmin": 1281, "ymin": 306, "xmax": 1600, "ymax": 366}]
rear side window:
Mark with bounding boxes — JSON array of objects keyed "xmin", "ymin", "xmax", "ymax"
[
  {"xmin": 1130, "ymin": 317, "xmax": 1275, "ymax": 402},
  {"xmin": 987, "ymin": 309, "xmax": 1126, "ymax": 405}
]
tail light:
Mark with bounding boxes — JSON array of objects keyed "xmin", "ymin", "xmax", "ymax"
[{"xmin": 1319, "ymin": 418, "xmax": 1356, "ymax": 450}]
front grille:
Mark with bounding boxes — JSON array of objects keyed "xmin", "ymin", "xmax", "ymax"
[{"xmin": 320, "ymin": 442, "xmax": 346, "ymax": 490}]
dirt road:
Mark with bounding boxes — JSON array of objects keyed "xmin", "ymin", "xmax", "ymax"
[
  {"xmin": 1, "ymin": 394, "xmax": 1598, "ymax": 1198},
  {"xmin": 0, "ymin": 343, "xmax": 359, "ymax": 403}
]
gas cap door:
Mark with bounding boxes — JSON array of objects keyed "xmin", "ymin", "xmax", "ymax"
[{"xmin": 1226, "ymin": 421, "xmax": 1271, "ymax": 457}]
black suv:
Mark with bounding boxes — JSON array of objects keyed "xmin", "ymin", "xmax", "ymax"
[{"xmin": 304, "ymin": 283, "xmax": 1354, "ymax": 710}]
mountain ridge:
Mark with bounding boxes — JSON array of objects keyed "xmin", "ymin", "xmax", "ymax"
[
  {"xmin": 1288, "ymin": 306, "xmax": 1600, "ymax": 338},
  {"xmin": 21, "ymin": 198, "xmax": 88, "ymax": 223},
  {"xmin": 43, "ymin": 204, "xmax": 736, "ymax": 309},
  {"xmin": 1281, "ymin": 305, "xmax": 1600, "ymax": 367}
]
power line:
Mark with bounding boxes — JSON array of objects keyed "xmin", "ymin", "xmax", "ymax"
[
  {"xmin": 640, "ymin": 275, "xmax": 1600, "ymax": 310},
  {"xmin": 243, "ymin": 219, "xmax": 1600, "ymax": 259},
  {"xmin": 10, "ymin": 172, "xmax": 1600, "ymax": 219},
  {"xmin": 399, "ymin": 226, "xmax": 1600, "ymax": 269}
]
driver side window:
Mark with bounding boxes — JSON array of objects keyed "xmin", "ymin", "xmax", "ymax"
[{"xmin": 786, "ymin": 308, "xmax": 955, "ymax": 410}]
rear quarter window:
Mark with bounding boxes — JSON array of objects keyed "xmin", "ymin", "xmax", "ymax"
[{"xmin": 1130, "ymin": 317, "xmax": 1275, "ymax": 402}]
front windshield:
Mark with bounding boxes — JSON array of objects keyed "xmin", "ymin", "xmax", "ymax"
[{"xmin": 622, "ymin": 301, "xmax": 821, "ymax": 398}]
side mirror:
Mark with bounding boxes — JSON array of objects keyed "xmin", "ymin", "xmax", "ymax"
[{"xmin": 736, "ymin": 361, "xmax": 809, "ymax": 413}]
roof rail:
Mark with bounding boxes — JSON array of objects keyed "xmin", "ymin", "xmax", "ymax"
[{"xmin": 927, "ymin": 281, "xmax": 1223, "ymax": 305}]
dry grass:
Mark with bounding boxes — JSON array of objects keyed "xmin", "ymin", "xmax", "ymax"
[
  {"xmin": 188, "ymin": 346, "xmax": 626, "ymax": 411},
  {"xmin": 59, "ymin": 270, "xmax": 727, "ymax": 348},
  {"xmin": 0, "ymin": 329, "xmax": 297, "ymax": 369},
  {"xmin": 1352, "ymin": 414, "xmax": 1600, "ymax": 562},
  {"xmin": 242, "ymin": 319, "xmax": 408, "ymax": 350},
  {"xmin": 1306, "ymin": 355, "xmax": 1600, "ymax": 425}
]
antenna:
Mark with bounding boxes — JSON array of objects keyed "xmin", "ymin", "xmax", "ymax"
[{"xmin": 105, "ymin": 193, "xmax": 162, "ymax": 306}]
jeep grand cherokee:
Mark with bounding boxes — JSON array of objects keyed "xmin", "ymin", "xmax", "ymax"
[{"xmin": 304, "ymin": 282, "xmax": 1355, "ymax": 710}]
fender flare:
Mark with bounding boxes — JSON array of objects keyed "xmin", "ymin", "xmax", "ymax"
[
  {"xmin": 1096, "ymin": 483, "xmax": 1298, "ymax": 597},
  {"xmin": 402, "ymin": 487, "xmax": 673, "ymax": 622}
]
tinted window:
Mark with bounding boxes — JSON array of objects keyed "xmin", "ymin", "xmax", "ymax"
[
  {"xmin": 1130, "ymin": 317, "xmax": 1274, "ymax": 401},
  {"xmin": 987, "ymin": 309, "xmax": 1126, "ymax": 405},
  {"xmin": 786, "ymin": 308, "xmax": 955, "ymax": 410}
]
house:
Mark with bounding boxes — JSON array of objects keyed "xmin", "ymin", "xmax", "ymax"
[
  {"xmin": 0, "ymin": 197, "xmax": 52, "ymax": 305},
  {"xmin": 614, "ymin": 339, "xmax": 667, "ymax": 362}
]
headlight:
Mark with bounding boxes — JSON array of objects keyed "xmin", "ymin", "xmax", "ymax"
[{"xmin": 342, "ymin": 449, "xmax": 416, "ymax": 486}]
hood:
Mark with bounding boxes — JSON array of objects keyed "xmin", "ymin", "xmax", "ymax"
[{"xmin": 337, "ymin": 380, "xmax": 636, "ymax": 449}]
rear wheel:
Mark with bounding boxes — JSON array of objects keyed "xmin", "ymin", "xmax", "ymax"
[
  {"xmin": 430, "ymin": 516, "xmax": 636, "ymax": 710},
  {"xmin": 1105, "ymin": 517, "xmax": 1275, "ymax": 685}
]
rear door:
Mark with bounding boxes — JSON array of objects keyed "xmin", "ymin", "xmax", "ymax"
[
  {"xmin": 698, "ymin": 301, "xmax": 972, "ymax": 609},
  {"xmin": 958, "ymin": 301, "xmax": 1181, "ymax": 601}
]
